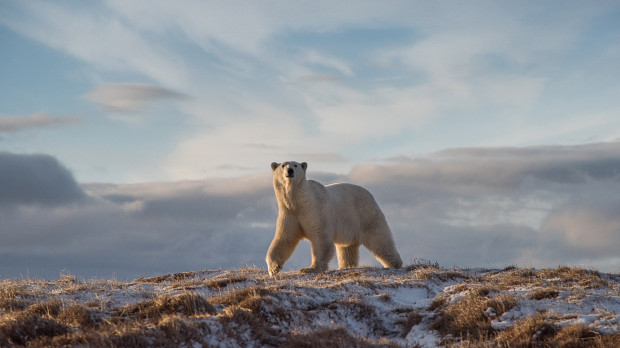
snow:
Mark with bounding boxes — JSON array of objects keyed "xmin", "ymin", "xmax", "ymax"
[{"xmin": 406, "ymin": 323, "xmax": 441, "ymax": 348}]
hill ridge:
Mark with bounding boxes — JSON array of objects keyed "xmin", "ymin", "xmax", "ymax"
[{"xmin": 1, "ymin": 264, "xmax": 619, "ymax": 347}]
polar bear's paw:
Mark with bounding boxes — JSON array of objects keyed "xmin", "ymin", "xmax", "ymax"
[{"xmin": 268, "ymin": 262, "xmax": 282, "ymax": 277}]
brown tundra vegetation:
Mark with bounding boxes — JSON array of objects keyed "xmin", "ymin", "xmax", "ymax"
[{"xmin": 1, "ymin": 263, "xmax": 619, "ymax": 347}]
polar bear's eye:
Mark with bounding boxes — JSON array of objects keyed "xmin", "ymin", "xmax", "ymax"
[{"xmin": 294, "ymin": 164, "xmax": 298, "ymax": 167}]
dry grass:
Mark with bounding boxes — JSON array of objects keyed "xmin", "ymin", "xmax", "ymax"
[
  {"xmin": 204, "ymin": 275, "xmax": 250, "ymax": 290},
  {"xmin": 133, "ymin": 271, "xmax": 198, "ymax": 283},
  {"xmin": 284, "ymin": 326, "xmax": 403, "ymax": 348},
  {"xmin": 0, "ymin": 312, "xmax": 68, "ymax": 346},
  {"xmin": 485, "ymin": 266, "xmax": 609, "ymax": 291},
  {"xmin": 113, "ymin": 292, "xmax": 215, "ymax": 324},
  {"xmin": 0, "ymin": 266, "xmax": 618, "ymax": 347},
  {"xmin": 492, "ymin": 313, "xmax": 620, "ymax": 348},
  {"xmin": 528, "ymin": 287, "xmax": 560, "ymax": 300},
  {"xmin": 0, "ymin": 274, "xmax": 219, "ymax": 347},
  {"xmin": 429, "ymin": 266, "xmax": 620, "ymax": 347},
  {"xmin": 0, "ymin": 283, "xmax": 29, "ymax": 313},
  {"xmin": 408, "ymin": 263, "xmax": 468, "ymax": 282},
  {"xmin": 210, "ymin": 284, "xmax": 274, "ymax": 307},
  {"xmin": 431, "ymin": 292, "xmax": 518, "ymax": 342},
  {"xmin": 396, "ymin": 311, "xmax": 423, "ymax": 338}
]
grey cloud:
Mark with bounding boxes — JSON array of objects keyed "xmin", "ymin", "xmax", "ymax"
[
  {"xmin": 0, "ymin": 152, "xmax": 86, "ymax": 206},
  {"xmin": 93, "ymin": 180, "xmax": 277, "ymax": 224},
  {"xmin": 436, "ymin": 143, "xmax": 620, "ymax": 183},
  {"xmin": 1, "ymin": 176, "xmax": 278, "ymax": 279},
  {"xmin": 350, "ymin": 143, "xmax": 620, "ymax": 271},
  {"xmin": 84, "ymin": 83, "xmax": 186, "ymax": 112},
  {"xmin": 0, "ymin": 112, "xmax": 80, "ymax": 133},
  {"xmin": 351, "ymin": 142, "xmax": 620, "ymax": 196},
  {"xmin": 541, "ymin": 181, "xmax": 620, "ymax": 255}
]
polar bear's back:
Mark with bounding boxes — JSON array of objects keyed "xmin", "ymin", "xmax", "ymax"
[
  {"xmin": 325, "ymin": 183, "xmax": 377, "ymax": 207},
  {"xmin": 325, "ymin": 183, "xmax": 387, "ymax": 243}
]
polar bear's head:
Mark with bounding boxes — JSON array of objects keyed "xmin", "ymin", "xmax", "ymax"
[{"xmin": 271, "ymin": 161, "xmax": 307, "ymax": 185}]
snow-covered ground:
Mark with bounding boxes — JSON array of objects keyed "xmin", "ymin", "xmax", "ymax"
[{"xmin": 1, "ymin": 265, "xmax": 619, "ymax": 347}]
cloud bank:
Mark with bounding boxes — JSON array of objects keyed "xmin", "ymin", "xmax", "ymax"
[{"xmin": 1, "ymin": 143, "xmax": 620, "ymax": 279}]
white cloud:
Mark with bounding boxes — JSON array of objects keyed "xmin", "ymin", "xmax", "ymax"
[
  {"xmin": 104, "ymin": 0, "xmax": 274, "ymax": 55},
  {"xmin": 311, "ymin": 85, "xmax": 438, "ymax": 141},
  {"xmin": 301, "ymin": 49, "xmax": 355, "ymax": 76},
  {"xmin": 0, "ymin": 112, "xmax": 80, "ymax": 133},
  {"xmin": 84, "ymin": 83, "xmax": 186, "ymax": 112},
  {"xmin": 0, "ymin": 1, "xmax": 188, "ymax": 88},
  {"xmin": 161, "ymin": 99, "xmax": 357, "ymax": 180},
  {"xmin": 104, "ymin": 0, "xmax": 418, "ymax": 55}
]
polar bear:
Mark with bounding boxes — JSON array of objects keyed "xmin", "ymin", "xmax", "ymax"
[{"xmin": 266, "ymin": 161, "xmax": 403, "ymax": 276}]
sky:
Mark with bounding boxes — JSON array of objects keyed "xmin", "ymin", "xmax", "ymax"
[{"xmin": 1, "ymin": 1, "xmax": 620, "ymax": 279}]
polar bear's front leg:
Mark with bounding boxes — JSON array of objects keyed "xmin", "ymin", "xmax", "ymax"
[{"xmin": 266, "ymin": 214, "xmax": 301, "ymax": 276}]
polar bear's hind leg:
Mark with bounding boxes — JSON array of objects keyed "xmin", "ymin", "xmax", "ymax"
[
  {"xmin": 337, "ymin": 244, "xmax": 360, "ymax": 269},
  {"xmin": 363, "ymin": 224, "xmax": 403, "ymax": 269}
]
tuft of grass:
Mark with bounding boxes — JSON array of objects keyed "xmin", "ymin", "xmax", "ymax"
[
  {"xmin": 0, "ymin": 312, "xmax": 68, "ymax": 346},
  {"xmin": 431, "ymin": 292, "xmax": 518, "ymax": 343},
  {"xmin": 0, "ymin": 281, "xmax": 30, "ymax": 312},
  {"xmin": 528, "ymin": 287, "xmax": 560, "ymax": 300},
  {"xmin": 113, "ymin": 292, "xmax": 215, "ymax": 324},
  {"xmin": 211, "ymin": 285, "xmax": 274, "ymax": 306},
  {"xmin": 155, "ymin": 317, "xmax": 208, "ymax": 346},
  {"xmin": 428, "ymin": 295, "xmax": 448, "ymax": 312},
  {"xmin": 409, "ymin": 265, "xmax": 467, "ymax": 282},
  {"xmin": 493, "ymin": 312, "xmax": 557, "ymax": 345},
  {"xmin": 539, "ymin": 266, "xmax": 608, "ymax": 288},
  {"xmin": 490, "ymin": 268, "xmax": 538, "ymax": 288},
  {"xmin": 204, "ymin": 275, "xmax": 250, "ymax": 290},
  {"xmin": 58, "ymin": 303, "xmax": 95, "ymax": 327},
  {"xmin": 27, "ymin": 299, "xmax": 62, "ymax": 317}
]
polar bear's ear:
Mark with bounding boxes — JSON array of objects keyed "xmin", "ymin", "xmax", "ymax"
[
  {"xmin": 271, "ymin": 162, "xmax": 280, "ymax": 171},
  {"xmin": 301, "ymin": 162, "xmax": 307, "ymax": 171}
]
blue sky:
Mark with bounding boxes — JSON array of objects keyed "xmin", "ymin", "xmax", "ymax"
[
  {"xmin": 1, "ymin": 1, "xmax": 620, "ymax": 279},
  {"xmin": 2, "ymin": 1, "xmax": 619, "ymax": 182}
]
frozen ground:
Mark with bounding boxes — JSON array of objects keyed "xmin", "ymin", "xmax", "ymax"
[{"xmin": 1, "ymin": 264, "xmax": 619, "ymax": 347}]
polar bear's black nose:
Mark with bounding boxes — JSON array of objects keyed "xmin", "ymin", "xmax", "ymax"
[{"xmin": 287, "ymin": 168, "xmax": 294, "ymax": 176}]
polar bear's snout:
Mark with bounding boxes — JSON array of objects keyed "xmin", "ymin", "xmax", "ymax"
[{"xmin": 286, "ymin": 168, "xmax": 295, "ymax": 177}]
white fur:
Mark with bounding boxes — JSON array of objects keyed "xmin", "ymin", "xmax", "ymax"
[{"xmin": 266, "ymin": 161, "xmax": 403, "ymax": 276}]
